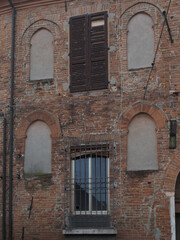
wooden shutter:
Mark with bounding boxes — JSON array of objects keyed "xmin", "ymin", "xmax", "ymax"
[
  {"xmin": 70, "ymin": 12, "xmax": 108, "ymax": 92},
  {"xmin": 89, "ymin": 12, "xmax": 108, "ymax": 90},
  {"xmin": 70, "ymin": 15, "xmax": 88, "ymax": 92}
]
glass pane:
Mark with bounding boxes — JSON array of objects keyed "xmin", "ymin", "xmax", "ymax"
[
  {"xmin": 92, "ymin": 156, "xmax": 107, "ymax": 211},
  {"xmin": 75, "ymin": 157, "xmax": 89, "ymax": 211}
]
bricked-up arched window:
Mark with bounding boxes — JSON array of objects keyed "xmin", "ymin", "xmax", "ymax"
[
  {"xmin": 24, "ymin": 121, "xmax": 52, "ymax": 174},
  {"xmin": 127, "ymin": 13, "xmax": 154, "ymax": 70},
  {"xmin": 30, "ymin": 29, "xmax": 53, "ymax": 80},
  {"xmin": 127, "ymin": 113, "xmax": 158, "ymax": 171}
]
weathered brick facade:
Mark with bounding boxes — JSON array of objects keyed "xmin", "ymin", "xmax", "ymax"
[{"xmin": 0, "ymin": 0, "xmax": 180, "ymax": 239}]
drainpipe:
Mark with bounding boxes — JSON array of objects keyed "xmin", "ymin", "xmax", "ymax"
[
  {"xmin": 8, "ymin": 1, "xmax": 16, "ymax": 239},
  {"xmin": 2, "ymin": 113, "xmax": 7, "ymax": 240}
]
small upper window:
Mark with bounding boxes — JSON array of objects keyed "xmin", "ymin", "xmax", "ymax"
[
  {"xmin": 24, "ymin": 121, "xmax": 52, "ymax": 174},
  {"xmin": 127, "ymin": 13, "xmax": 154, "ymax": 70},
  {"xmin": 69, "ymin": 12, "xmax": 108, "ymax": 92},
  {"xmin": 30, "ymin": 29, "xmax": 53, "ymax": 81}
]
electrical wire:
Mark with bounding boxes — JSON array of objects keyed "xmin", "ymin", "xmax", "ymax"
[{"xmin": 143, "ymin": 0, "xmax": 172, "ymax": 100}]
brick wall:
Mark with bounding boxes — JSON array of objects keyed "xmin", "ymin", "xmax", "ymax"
[{"xmin": 0, "ymin": 0, "xmax": 179, "ymax": 239}]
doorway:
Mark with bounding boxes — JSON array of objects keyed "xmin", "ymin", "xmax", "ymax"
[{"xmin": 175, "ymin": 173, "xmax": 180, "ymax": 239}]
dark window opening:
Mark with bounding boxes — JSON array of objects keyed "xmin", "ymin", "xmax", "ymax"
[
  {"xmin": 71, "ymin": 145, "xmax": 109, "ymax": 214},
  {"xmin": 169, "ymin": 120, "xmax": 177, "ymax": 149},
  {"xmin": 73, "ymin": 154, "xmax": 108, "ymax": 212},
  {"xmin": 64, "ymin": 143, "xmax": 116, "ymax": 230}
]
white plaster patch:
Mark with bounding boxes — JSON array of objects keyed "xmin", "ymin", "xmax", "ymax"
[
  {"xmin": 108, "ymin": 13, "xmax": 115, "ymax": 22},
  {"xmin": 63, "ymin": 21, "xmax": 69, "ymax": 32},
  {"xmin": 154, "ymin": 228, "xmax": 161, "ymax": 240},
  {"xmin": 62, "ymin": 52, "xmax": 68, "ymax": 60},
  {"xmin": 170, "ymin": 196, "xmax": 176, "ymax": 240},
  {"xmin": 165, "ymin": 192, "xmax": 175, "ymax": 197},
  {"xmin": 63, "ymin": 82, "xmax": 69, "ymax": 91},
  {"xmin": 111, "ymin": 86, "xmax": 117, "ymax": 92},
  {"xmin": 110, "ymin": 77, "xmax": 117, "ymax": 85},
  {"xmin": 109, "ymin": 46, "xmax": 116, "ymax": 52}
]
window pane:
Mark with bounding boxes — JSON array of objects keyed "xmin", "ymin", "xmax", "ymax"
[
  {"xmin": 92, "ymin": 156, "xmax": 107, "ymax": 211},
  {"xmin": 75, "ymin": 157, "xmax": 89, "ymax": 211}
]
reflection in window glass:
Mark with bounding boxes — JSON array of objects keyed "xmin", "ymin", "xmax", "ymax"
[
  {"xmin": 73, "ymin": 155, "xmax": 108, "ymax": 212},
  {"xmin": 92, "ymin": 156, "xmax": 107, "ymax": 211},
  {"xmin": 75, "ymin": 157, "xmax": 89, "ymax": 211}
]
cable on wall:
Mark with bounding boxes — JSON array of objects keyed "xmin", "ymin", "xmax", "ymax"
[{"xmin": 143, "ymin": 0, "xmax": 172, "ymax": 100}]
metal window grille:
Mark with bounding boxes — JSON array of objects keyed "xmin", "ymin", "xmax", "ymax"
[{"xmin": 64, "ymin": 143, "xmax": 115, "ymax": 229}]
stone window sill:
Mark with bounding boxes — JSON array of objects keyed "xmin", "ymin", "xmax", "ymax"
[
  {"xmin": 28, "ymin": 78, "xmax": 53, "ymax": 84},
  {"xmin": 63, "ymin": 228, "xmax": 117, "ymax": 235},
  {"xmin": 24, "ymin": 173, "xmax": 52, "ymax": 179},
  {"xmin": 128, "ymin": 66, "xmax": 152, "ymax": 71}
]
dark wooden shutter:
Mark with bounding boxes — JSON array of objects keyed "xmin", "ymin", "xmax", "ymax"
[
  {"xmin": 70, "ymin": 12, "xmax": 108, "ymax": 92},
  {"xmin": 89, "ymin": 12, "xmax": 108, "ymax": 90},
  {"xmin": 70, "ymin": 15, "xmax": 88, "ymax": 92}
]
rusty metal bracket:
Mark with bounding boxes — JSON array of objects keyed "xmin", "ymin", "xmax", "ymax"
[
  {"xmin": 21, "ymin": 227, "xmax": 24, "ymax": 240},
  {"xmin": 28, "ymin": 197, "xmax": 33, "ymax": 219},
  {"xmin": 65, "ymin": 0, "xmax": 67, "ymax": 12},
  {"xmin": 163, "ymin": 11, "xmax": 173, "ymax": 43}
]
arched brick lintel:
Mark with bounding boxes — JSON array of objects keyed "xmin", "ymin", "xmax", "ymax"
[
  {"xmin": 164, "ymin": 152, "xmax": 180, "ymax": 193},
  {"xmin": 21, "ymin": 18, "xmax": 60, "ymax": 43},
  {"xmin": 120, "ymin": 2, "xmax": 164, "ymax": 21},
  {"xmin": 119, "ymin": 101, "xmax": 167, "ymax": 130},
  {"xmin": 16, "ymin": 110, "xmax": 61, "ymax": 139}
]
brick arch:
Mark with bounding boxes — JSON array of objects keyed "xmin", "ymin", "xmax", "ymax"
[
  {"xmin": 127, "ymin": 11, "xmax": 154, "ymax": 30},
  {"xmin": 119, "ymin": 101, "xmax": 167, "ymax": 130},
  {"xmin": 120, "ymin": 2, "xmax": 164, "ymax": 29},
  {"xmin": 118, "ymin": 2, "xmax": 164, "ymax": 73},
  {"xmin": 163, "ymin": 152, "xmax": 180, "ymax": 192},
  {"xmin": 21, "ymin": 19, "xmax": 60, "ymax": 43},
  {"xmin": 29, "ymin": 27, "xmax": 53, "ymax": 43},
  {"xmin": 16, "ymin": 110, "xmax": 61, "ymax": 139},
  {"xmin": 120, "ymin": 2, "xmax": 164, "ymax": 22},
  {"xmin": 20, "ymin": 18, "xmax": 62, "ymax": 83}
]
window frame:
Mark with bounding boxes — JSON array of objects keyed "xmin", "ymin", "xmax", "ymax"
[{"xmin": 71, "ymin": 153, "xmax": 110, "ymax": 215}]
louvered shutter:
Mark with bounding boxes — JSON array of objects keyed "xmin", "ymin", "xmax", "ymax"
[
  {"xmin": 70, "ymin": 15, "xmax": 88, "ymax": 92},
  {"xmin": 70, "ymin": 12, "xmax": 108, "ymax": 92},
  {"xmin": 89, "ymin": 12, "xmax": 108, "ymax": 90}
]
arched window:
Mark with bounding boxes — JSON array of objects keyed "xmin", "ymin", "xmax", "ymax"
[
  {"xmin": 127, "ymin": 113, "xmax": 158, "ymax": 171},
  {"xmin": 127, "ymin": 13, "xmax": 154, "ymax": 70},
  {"xmin": 30, "ymin": 29, "xmax": 53, "ymax": 80},
  {"xmin": 24, "ymin": 121, "xmax": 52, "ymax": 174}
]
